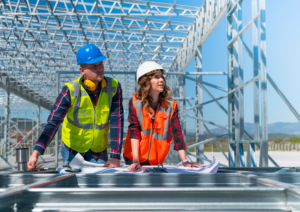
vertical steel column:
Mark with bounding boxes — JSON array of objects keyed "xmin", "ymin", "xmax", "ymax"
[
  {"xmin": 37, "ymin": 99, "xmax": 41, "ymax": 143},
  {"xmin": 16, "ymin": 110, "xmax": 19, "ymax": 148},
  {"xmin": 179, "ymin": 75, "xmax": 186, "ymax": 147},
  {"xmin": 3, "ymin": 81, "xmax": 10, "ymax": 160},
  {"xmin": 195, "ymin": 48, "xmax": 204, "ymax": 164},
  {"xmin": 25, "ymin": 110, "xmax": 28, "ymax": 153},
  {"xmin": 233, "ymin": 2, "xmax": 245, "ymax": 167},
  {"xmin": 165, "ymin": 76, "xmax": 181, "ymax": 165},
  {"xmin": 238, "ymin": 1, "xmax": 245, "ymax": 167},
  {"xmin": 227, "ymin": 10, "xmax": 235, "ymax": 167},
  {"xmin": 55, "ymin": 73, "xmax": 59, "ymax": 168},
  {"xmin": 32, "ymin": 110, "xmax": 34, "ymax": 149},
  {"xmin": 0, "ymin": 110, "xmax": 2, "ymax": 155},
  {"xmin": 259, "ymin": 0, "xmax": 268, "ymax": 167},
  {"xmin": 247, "ymin": 0, "xmax": 259, "ymax": 167}
]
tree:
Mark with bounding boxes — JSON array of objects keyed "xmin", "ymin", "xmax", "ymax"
[
  {"xmin": 274, "ymin": 137, "xmax": 283, "ymax": 143},
  {"xmin": 290, "ymin": 137, "xmax": 300, "ymax": 143}
]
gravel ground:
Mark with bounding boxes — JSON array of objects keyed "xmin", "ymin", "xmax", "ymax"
[{"xmin": 1, "ymin": 151, "xmax": 299, "ymax": 173}]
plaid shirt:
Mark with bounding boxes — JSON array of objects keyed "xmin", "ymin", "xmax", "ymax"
[
  {"xmin": 127, "ymin": 98, "xmax": 185, "ymax": 151},
  {"xmin": 34, "ymin": 77, "xmax": 124, "ymax": 159}
]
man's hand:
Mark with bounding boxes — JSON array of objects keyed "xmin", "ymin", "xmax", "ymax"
[
  {"xmin": 104, "ymin": 158, "xmax": 120, "ymax": 168},
  {"xmin": 183, "ymin": 162, "xmax": 204, "ymax": 168},
  {"xmin": 27, "ymin": 150, "xmax": 43, "ymax": 170},
  {"xmin": 127, "ymin": 162, "xmax": 141, "ymax": 171}
]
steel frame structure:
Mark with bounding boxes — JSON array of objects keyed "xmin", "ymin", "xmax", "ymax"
[
  {"xmin": 1, "ymin": 167, "xmax": 300, "ymax": 211},
  {"xmin": 1, "ymin": 0, "xmax": 300, "ymax": 169}
]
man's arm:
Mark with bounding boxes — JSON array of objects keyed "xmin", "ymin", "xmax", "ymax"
[
  {"xmin": 28, "ymin": 86, "xmax": 71, "ymax": 170},
  {"xmin": 104, "ymin": 82, "xmax": 124, "ymax": 168}
]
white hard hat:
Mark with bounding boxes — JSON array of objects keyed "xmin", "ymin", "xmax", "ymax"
[{"xmin": 136, "ymin": 61, "xmax": 166, "ymax": 82}]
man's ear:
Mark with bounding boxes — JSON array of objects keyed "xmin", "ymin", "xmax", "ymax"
[{"xmin": 79, "ymin": 66, "xmax": 85, "ymax": 75}]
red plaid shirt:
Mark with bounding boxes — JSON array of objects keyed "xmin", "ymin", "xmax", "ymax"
[
  {"xmin": 127, "ymin": 98, "xmax": 185, "ymax": 151},
  {"xmin": 34, "ymin": 77, "xmax": 124, "ymax": 159}
]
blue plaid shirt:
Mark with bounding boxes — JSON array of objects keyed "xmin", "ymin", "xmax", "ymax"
[{"xmin": 34, "ymin": 77, "xmax": 124, "ymax": 159}]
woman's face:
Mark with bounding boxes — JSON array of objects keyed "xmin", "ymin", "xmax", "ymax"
[{"xmin": 150, "ymin": 71, "xmax": 165, "ymax": 93}]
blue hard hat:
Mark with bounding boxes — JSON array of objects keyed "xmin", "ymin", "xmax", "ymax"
[{"xmin": 77, "ymin": 44, "xmax": 106, "ymax": 65}]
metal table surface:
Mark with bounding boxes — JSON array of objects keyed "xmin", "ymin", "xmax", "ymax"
[{"xmin": 1, "ymin": 167, "xmax": 300, "ymax": 211}]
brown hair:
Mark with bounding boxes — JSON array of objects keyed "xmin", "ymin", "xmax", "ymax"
[{"xmin": 134, "ymin": 71, "xmax": 173, "ymax": 117}]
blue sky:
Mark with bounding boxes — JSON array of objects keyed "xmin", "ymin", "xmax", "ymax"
[
  {"xmin": 33, "ymin": 0, "xmax": 300, "ymax": 130},
  {"xmin": 181, "ymin": 0, "xmax": 300, "ymax": 129}
]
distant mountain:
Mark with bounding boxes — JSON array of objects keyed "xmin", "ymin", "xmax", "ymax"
[
  {"xmin": 187, "ymin": 122, "xmax": 300, "ymax": 137},
  {"xmin": 268, "ymin": 122, "xmax": 300, "ymax": 135}
]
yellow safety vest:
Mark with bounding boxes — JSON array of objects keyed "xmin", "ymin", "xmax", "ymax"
[{"xmin": 61, "ymin": 76, "xmax": 118, "ymax": 153}]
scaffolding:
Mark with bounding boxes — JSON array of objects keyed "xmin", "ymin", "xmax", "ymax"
[{"xmin": 0, "ymin": 0, "xmax": 300, "ymax": 170}]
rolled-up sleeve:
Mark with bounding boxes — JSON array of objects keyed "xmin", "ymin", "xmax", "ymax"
[
  {"xmin": 128, "ymin": 98, "xmax": 141, "ymax": 139},
  {"xmin": 34, "ymin": 86, "xmax": 71, "ymax": 154},
  {"xmin": 170, "ymin": 104, "xmax": 185, "ymax": 151}
]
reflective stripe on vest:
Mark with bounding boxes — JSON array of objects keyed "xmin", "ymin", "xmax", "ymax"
[
  {"xmin": 67, "ymin": 77, "xmax": 114, "ymax": 130},
  {"xmin": 123, "ymin": 95, "xmax": 177, "ymax": 165},
  {"xmin": 133, "ymin": 100, "xmax": 172, "ymax": 140}
]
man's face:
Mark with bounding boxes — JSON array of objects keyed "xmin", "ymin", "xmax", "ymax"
[{"xmin": 79, "ymin": 61, "xmax": 105, "ymax": 84}]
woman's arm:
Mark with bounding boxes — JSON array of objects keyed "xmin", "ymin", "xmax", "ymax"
[
  {"xmin": 127, "ymin": 138, "xmax": 142, "ymax": 171},
  {"xmin": 170, "ymin": 104, "xmax": 203, "ymax": 168},
  {"xmin": 127, "ymin": 99, "xmax": 142, "ymax": 171},
  {"xmin": 131, "ymin": 138, "xmax": 140, "ymax": 163},
  {"xmin": 178, "ymin": 149, "xmax": 203, "ymax": 168}
]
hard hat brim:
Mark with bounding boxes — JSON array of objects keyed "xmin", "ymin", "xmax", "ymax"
[
  {"xmin": 77, "ymin": 55, "xmax": 106, "ymax": 65},
  {"xmin": 138, "ymin": 69, "xmax": 166, "ymax": 83}
]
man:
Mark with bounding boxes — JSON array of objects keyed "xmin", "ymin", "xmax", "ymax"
[{"xmin": 27, "ymin": 44, "xmax": 124, "ymax": 169}]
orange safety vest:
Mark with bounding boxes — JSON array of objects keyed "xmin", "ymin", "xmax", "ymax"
[{"xmin": 124, "ymin": 95, "xmax": 177, "ymax": 165}]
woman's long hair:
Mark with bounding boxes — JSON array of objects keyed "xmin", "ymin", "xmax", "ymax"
[{"xmin": 134, "ymin": 71, "xmax": 173, "ymax": 117}]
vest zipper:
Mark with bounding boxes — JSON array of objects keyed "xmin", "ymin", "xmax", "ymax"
[
  {"xmin": 147, "ymin": 125, "xmax": 154, "ymax": 162},
  {"xmin": 147, "ymin": 112, "xmax": 156, "ymax": 162},
  {"xmin": 90, "ymin": 92, "xmax": 97, "ymax": 150},
  {"xmin": 90, "ymin": 105, "xmax": 96, "ymax": 150}
]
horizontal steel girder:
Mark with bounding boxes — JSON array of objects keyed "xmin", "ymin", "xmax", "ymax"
[{"xmin": 0, "ymin": 74, "xmax": 52, "ymax": 110}]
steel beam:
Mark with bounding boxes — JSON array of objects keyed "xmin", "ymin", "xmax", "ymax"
[
  {"xmin": 55, "ymin": 73, "xmax": 59, "ymax": 168},
  {"xmin": 259, "ymin": 0, "xmax": 268, "ymax": 167},
  {"xmin": 0, "ymin": 74, "xmax": 52, "ymax": 110},
  {"xmin": 227, "ymin": 10, "xmax": 235, "ymax": 167},
  {"xmin": 195, "ymin": 47, "xmax": 204, "ymax": 164},
  {"xmin": 248, "ymin": 0, "xmax": 259, "ymax": 168},
  {"xmin": 169, "ymin": 0, "xmax": 229, "ymax": 74},
  {"xmin": 232, "ymin": 1, "xmax": 245, "ymax": 168},
  {"xmin": 179, "ymin": 74, "xmax": 186, "ymax": 160},
  {"xmin": 3, "ymin": 82, "xmax": 10, "ymax": 160}
]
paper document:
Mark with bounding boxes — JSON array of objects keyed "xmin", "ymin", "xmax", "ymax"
[
  {"xmin": 58, "ymin": 156, "xmax": 220, "ymax": 174},
  {"xmin": 69, "ymin": 153, "xmax": 106, "ymax": 168}
]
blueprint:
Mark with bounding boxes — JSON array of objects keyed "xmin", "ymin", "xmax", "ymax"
[{"xmin": 58, "ymin": 154, "xmax": 220, "ymax": 174}]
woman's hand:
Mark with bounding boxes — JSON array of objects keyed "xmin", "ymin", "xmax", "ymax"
[
  {"xmin": 183, "ymin": 162, "xmax": 204, "ymax": 168},
  {"xmin": 127, "ymin": 162, "xmax": 142, "ymax": 171}
]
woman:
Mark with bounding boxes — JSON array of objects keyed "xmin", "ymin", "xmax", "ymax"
[{"xmin": 123, "ymin": 61, "xmax": 203, "ymax": 171}]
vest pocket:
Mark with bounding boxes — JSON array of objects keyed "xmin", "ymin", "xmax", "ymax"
[
  {"xmin": 158, "ymin": 139, "xmax": 171, "ymax": 163},
  {"xmin": 139, "ymin": 136, "xmax": 149, "ymax": 160},
  {"xmin": 78, "ymin": 109, "xmax": 93, "ymax": 118},
  {"xmin": 78, "ymin": 109, "xmax": 93, "ymax": 124},
  {"xmin": 155, "ymin": 112, "xmax": 168, "ymax": 135},
  {"xmin": 96, "ymin": 105, "xmax": 110, "ymax": 125},
  {"xmin": 65, "ymin": 122, "xmax": 84, "ymax": 150}
]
